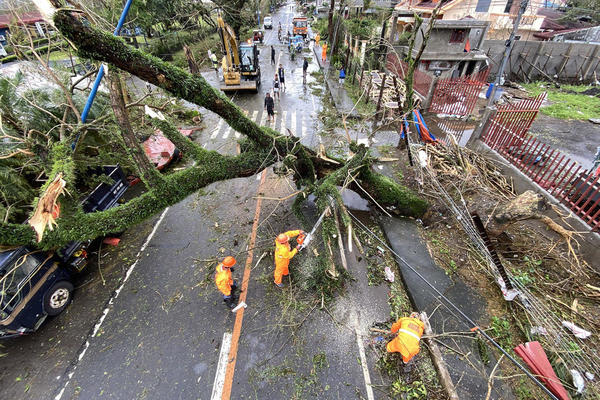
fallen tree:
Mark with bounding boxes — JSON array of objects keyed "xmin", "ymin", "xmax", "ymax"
[{"xmin": 0, "ymin": 3, "xmax": 427, "ymax": 249}]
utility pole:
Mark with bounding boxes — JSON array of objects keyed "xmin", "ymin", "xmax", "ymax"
[
  {"xmin": 468, "ymin": 0, "xmax": 529, "ymax": 148},
  {"xmin": 486, "ymin": 0, "xmax": 529, "ymax": 107}
]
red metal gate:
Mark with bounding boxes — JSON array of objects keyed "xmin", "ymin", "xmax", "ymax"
[
  {"xmin": 385, "ymin": 52, "xmax": 432, "ymax": 97},
  {"xmin": 481, "ymin": 94, "xmax": 600, "ymax": 231},
  {"xmin": 428, "ymin": 69, "xmax": 489, "ymax": 116}
]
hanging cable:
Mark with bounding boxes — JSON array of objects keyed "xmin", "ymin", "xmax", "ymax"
[{"xmin": 348, "ymin": 211, "xmax": 560, "ymax": 400}]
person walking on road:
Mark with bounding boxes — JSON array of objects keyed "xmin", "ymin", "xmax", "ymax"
[
  {"xmin": 271, "ymin": 45, "xmax": 276, "ymax": 65},
  {"xmin": 274, "ymin": 230, "xmax": 305, "ymax": 287},
  {"xmin": 339, "ymin": 66, "xmax": 346, "ymax": 85},
  {"xmin": 208, "ymin": 49, "xmax": 219, "ymax": 79},
  {"xmin": 264, "ymin": 92, "xmax": 275, "ymax": 123},
  {"xmin": 315, "ymin": 33, "xmax": 320, "ymax": 46},
  {"xmin": 273, "ymin": 74, "xmax": 280, "ymax": 100},
  {"xmin": 215, "ymin": 256, "xmax": 237, "ymax": 309},
  {"xmin": 321, "ymin": 42, "xmax": 328, "ymax": 63},
  {"xmin": 302, "ymin": 57, "xmax": 309, "ymax": 84},
  {"xmin": 278, "ymin": 64, "xmax": 286, "ymax": 91},
  {"xmin": 386, "ymin": 312, "xmax": 425, "ymax": 363}
]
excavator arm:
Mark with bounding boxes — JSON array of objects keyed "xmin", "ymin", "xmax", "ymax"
[{"xmin": 217, "ymin": 14, "xmax": 240, "ymax": 68}]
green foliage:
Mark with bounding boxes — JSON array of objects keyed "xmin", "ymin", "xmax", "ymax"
[
  {"xmin": 489, "ymin": 316, "xmax": 514, "ymax": 350},
  {"xmin": 358, "ymin": 167, "xmax": 428, "ymax": 218},
  {"xmin": 311, "ymin": 18, "xmax": 329, "ymax": 39},
  {"xmin": 344, "ymin": 18, "xmax": 377, "ymax": 40},
  {"xmin": 391, "ymin": 380, "xmax": 427, "ymax": 399},
  {"xmin": 523, "ymin": 82, "xmax": 600, "ymax": 120}
]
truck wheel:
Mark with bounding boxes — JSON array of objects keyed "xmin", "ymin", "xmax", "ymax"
[{"xmin": 44, "ymin": 281, "xmax": 74, "ymax": 316}]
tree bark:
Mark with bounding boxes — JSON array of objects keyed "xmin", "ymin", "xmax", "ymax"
[
  {"xmin": 0, "ymin": 8, "xmax": 428, "ymax": 249},
  {"xmin": 107, "ymin": 67, "xmax": 164, "ymax": 188}
]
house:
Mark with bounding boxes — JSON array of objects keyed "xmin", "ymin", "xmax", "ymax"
[
  {"xmin": 0, "ymin": 12, "xmax": 48, "ymax": 46},
  {"xmin": 387, "ymin": 13, "xmax": 490, "ymax": 80},
  {"xmin": 392, "ymin": 0, "xmax": 546, "ymax": 40}
]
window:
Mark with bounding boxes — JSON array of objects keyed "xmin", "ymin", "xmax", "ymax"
[
  {"xmin": 504, "ymin": 0, "xmax": 514, "ymax": 13},
  {"xmin": 475, "ymin": 0, "xmax": 491, "ymax": 12},
  {"xmin": 0, "ymin": 253, "xmax": 40, "ymax": 317},
  {"xmin": 449, "ymin": 29, "xmax": 466, "ymax": 43}
]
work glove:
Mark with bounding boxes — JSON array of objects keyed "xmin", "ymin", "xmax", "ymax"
[{"xmin": 296, "ymin": 244, "xmax": 302, "ymax": 251}]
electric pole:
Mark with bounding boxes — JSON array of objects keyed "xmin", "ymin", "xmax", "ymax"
[{"xmin": 486, "ymin": 0, "xmax": 529, "ymax": 106}]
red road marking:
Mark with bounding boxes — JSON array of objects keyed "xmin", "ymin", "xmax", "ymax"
[{"xmin": 221, "ymin": 169, "xmax": 267, "ymax": 400}]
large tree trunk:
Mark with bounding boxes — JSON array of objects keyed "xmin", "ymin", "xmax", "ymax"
[
  {"xmin": 0, "ymin": 7, "xmax": 427, "ymax": 249},
  {"xmin": 107, "ymin": 67, "xmax": 163, "ymax": 188}
]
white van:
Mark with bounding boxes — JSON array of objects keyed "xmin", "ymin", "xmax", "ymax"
[{"xmin": 264, "ymin": 16, "xmax": 273, "ymax": 29}]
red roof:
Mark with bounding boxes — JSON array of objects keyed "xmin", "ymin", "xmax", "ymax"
[{"xmin": 0, "ymin": 12, "xmax": 45, "ymax": 29}]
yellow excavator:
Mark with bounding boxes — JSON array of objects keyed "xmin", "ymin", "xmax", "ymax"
[{"xmin": 217, "ymin": 14, "xmax": 261, "ymax": 92}]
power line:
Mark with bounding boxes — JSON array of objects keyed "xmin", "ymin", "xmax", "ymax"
[{"xmin": 348, "ymin": 211, "xmax": 561, "ymax": 400}]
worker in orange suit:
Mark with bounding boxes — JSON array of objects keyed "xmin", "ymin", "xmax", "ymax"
[
  {"xmin": 215, "ymin": 256, "xmax": 237, "ymax": 308},
  {"xmin": 321, "ymin": 42, "xmax": 328, "ymax": 63},
  {"xmin": 386, "ymin": 312, "xmax": 425, "ymax": 363},
  {"xmin": 274, "ymin": 230, "xmax": 305, "ymax": 287}
]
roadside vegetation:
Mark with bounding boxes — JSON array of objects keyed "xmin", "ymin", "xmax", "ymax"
[{"xmin": 523, "ymin": 82, "xmax": 600, "ymax": 120}]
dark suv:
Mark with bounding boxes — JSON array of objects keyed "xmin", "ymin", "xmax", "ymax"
[{"xmin": 0, "ymin": 166, "xmax": 127, "ymax": 338}]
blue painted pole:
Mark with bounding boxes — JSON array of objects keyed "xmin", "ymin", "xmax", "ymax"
[{"xmin": 78, "ymin": 0, "xmax": 134, "ymax": 126}]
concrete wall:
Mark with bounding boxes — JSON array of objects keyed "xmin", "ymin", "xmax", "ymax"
[{"xmin": 481, "ymin": 39, "xmax": 600, "ymax": 82}]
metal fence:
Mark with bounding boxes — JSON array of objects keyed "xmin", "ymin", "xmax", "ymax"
[
  {"xmin": 428, "ymin": 69, "xmax": 489, "ymax": 116},
  {"xmin": 385, "ymin": 52, "xmax": 432, "ymax": 97},
  {"xmin": 481, "ymin": 94, "xmax": 600, "ymax": 231}
]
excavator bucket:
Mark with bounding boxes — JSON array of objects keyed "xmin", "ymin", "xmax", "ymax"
[{"xmin": 220, "ymin": 80, "xmax": 258, "ymax": 92}]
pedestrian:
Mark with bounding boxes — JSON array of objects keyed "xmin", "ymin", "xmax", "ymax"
[
  {"xmin": 273, "ymin": 74, "xmax": 280, "ymax": 100},
  {"xmin": 321, "ymin": 42, "xmax": 327, "ymax": 63},
  {"xmin": 339, "ymin": 66, "xmax": 346, "ymax": 85},
  {"xmin": 302, "ymin": 57, "xmax": 309, "ymax": 84},
  {"xmin": 271, "ymin": 45, "xmax": 276, "ymax": 65},
  {"xmin": 264, "ymin": 92, "xmax": 275, "ymax": 122},
  {"xmin": 273, "ymin": 230, "xmax": 305, "ymax": 287},
  {"xmin": 386, "ymin": 312, "xmax": 425, "ymax": 363},
  {"xmin": 278, "ymin": 64, "xmax": 285, "ymax": 91},
  {"xmin": 215, "ymin": 256, "xmax": 238, "ymax": 309},
  {"xmin": 208, "ymin": 49, "xmax": 219, "ymax": 79},
  {"xmin": 315, "ymin": 33, "xmax": 320, "ymax": 47}
]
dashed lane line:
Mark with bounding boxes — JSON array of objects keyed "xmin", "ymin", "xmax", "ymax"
[{"xmin": 54, "ymin": 208, "xmax": 170, "ymax": 400}]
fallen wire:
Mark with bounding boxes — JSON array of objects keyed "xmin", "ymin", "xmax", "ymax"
[{"xmin": 348, "ymin": 211, "xmax": 560, "ymax": 400}]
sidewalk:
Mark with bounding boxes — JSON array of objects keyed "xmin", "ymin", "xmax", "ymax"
[
  {"xmin": 380, "ymin": 215, "xmax": 515, "ymax": 399},
  {"xmin": 312, "ymin": 44, "xmax": 359, "ymax": 118}
]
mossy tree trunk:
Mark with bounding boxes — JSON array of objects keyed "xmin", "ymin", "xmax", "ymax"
[{"xmin": 0, "ymin": 6, "xmax": 427, "ymax": 249}]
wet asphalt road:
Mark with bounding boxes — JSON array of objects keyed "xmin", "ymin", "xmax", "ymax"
[{"xmin": 0, "ymin": 3, "xmax": 394, "ymax": 400}]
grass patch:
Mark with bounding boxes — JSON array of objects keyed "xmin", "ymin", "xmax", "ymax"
[
  {"xmin": 523, "ymin": 82, "xmax": 600, "ymax": 120},
  {"xmin": 344, "ymin": 78, "xmax": 376, "ymax": 118}
]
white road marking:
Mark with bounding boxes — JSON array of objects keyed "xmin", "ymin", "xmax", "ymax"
[
  {"xmin": 54, "ymin": 208, "xmax": 170, "ymax": 400},
  {"xmin": 279, "ymin": 110, "xmax": 287, "ymax": 134},
  {"xmin": 291, "ymin": 110, "xmax": 297, "ymax": 137},
  {"xmin": 210, "ymin": 332, "xmax": 232, "ymax": 400},
  {"xmin": 355, "ymin": 329, "xmax": 375, "ymax": 400},
  {"xmin": 223, "ymin": 126, "xmax": 232, "ymax": 139},
  {"xmin": 301, "ymin": 117, "xmax": 307, "ymax": 138},
  {"xmin": 211, "ymin": 119, "xmax": 224, "ymax": 139}
]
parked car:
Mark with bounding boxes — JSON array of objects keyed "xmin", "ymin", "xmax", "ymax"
[
  {"xmin": 263, "ymin": 16, "xmax": 273, "ymax": 29},
  {"xmin": 0, "ymin": 165, "xmax": 128, "ymax": 338}
]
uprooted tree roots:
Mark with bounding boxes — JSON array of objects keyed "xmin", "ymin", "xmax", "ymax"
[{"xmin": 0, "ymin": 7, "xmax": 427, "ymax": 249}]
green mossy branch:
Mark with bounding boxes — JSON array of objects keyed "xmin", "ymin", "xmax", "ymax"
[{"xmin": 0, "ymin": 147, "xmax": 269, "ymax": 248}]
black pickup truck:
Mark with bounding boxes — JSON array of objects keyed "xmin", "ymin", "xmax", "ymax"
[{"xmin": 0, "ymin": 166, "xmax": 127, "ymax": 338}]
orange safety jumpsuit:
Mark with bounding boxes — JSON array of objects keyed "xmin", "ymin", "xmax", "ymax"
[
  {"xmin": 386, "ymin": 317, "xmax": 425, "ymax": 363},
  {"xmin": 215, "ymin": 263, "xmax": 233, "ymax": 296},
  {"xmin": 315, "ymin": 33, "xmax": 320, "ymax": 46},
  {"xmin": 274, "ymin": 230, "xmax": 302, "ymax": 285},
  {"xmin": 321, "ymin": 43, "xmax": 328, "ymax": 62}
]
